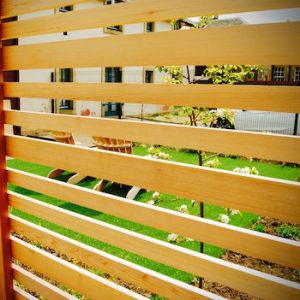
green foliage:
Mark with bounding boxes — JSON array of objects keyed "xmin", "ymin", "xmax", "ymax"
[
  {"xmin": 276, "ymin": 224, "xmax": 300, "ymax": 240},
  {"xmin": 204, "ymin": 64, "xmax": 263, "ymax": 84},
  {"xmin": 150, "ymin": 294, "xmax": 165, "ymax": 300},
  {"xmin": 204, "ymin": 157, "xmax": 221, "ymax": 168},
  {"xmin": 254, "ymin": 224, "xmax": 266, "ymax": 233},
  {"xmin": 159, "ymin": 16, "xmax": 264, "ymax": 128},
  {"xmin": 157, "ymin": 65, "xmax": 183, "ymax": 84},
  {"xmin": 170, "ymin": 16, "xmax": 214, "ymax": 30},
  {"xmin": 147, "ymin": 146, "xmax": 170, "ymax": 160}
]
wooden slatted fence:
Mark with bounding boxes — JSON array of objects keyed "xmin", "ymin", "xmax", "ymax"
[{"xmin": 0, "ymin": 0, "xmax": 300, "ymax": 299}]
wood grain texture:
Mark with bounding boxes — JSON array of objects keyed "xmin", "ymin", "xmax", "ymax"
[
  {"xmin": 3, "ymin": 82, "xmax": 300, "ymax": 113},
  {"xmin": 8, "ymin": 193, "xmax": 300, "ymax": 300},
  {"xmin": 5, "ymin": 110, "xmax": 300, "ymax": 164},
  {"xmin": 6, "ymin": 135, "xmax": 300, "ymax": 224},
  {"xmin": 1, "ymin": 0, "xmax": 96, "ymax": 19},
  {"xmin": 13, "ymin": 264, "xmax": 76, "ymax": 300},
  {"xmin": 11, "ymin": 216, "xmax": 218, "ymax": 300},
  {"xmin": 14, "ymin": 285, "xmax": 39, "ymax": 300},
  {"xmin": 11, "ymin": 236, "xmax": 145, "ymax": 300},
  {"xmin": 3, "ymin": 0, "xmax": 300, "ymax": 39},
  {"xmin": 3, "ymin": 22, "xmax": 300, "ymax": 70},
  {"xmin": 7, "ymin": 169, "xmax": 300, "ymax": 269}
]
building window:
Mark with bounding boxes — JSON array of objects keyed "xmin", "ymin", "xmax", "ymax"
[
  {"xmin": 58, "ymin": 6, "xmax": 72, "ymax": 12},
  {"xmin": 272, "ymin": 66, "xmax": 285, "ymax": 82},
  {"xmin": 105, "ymin": 67, "xmax": 122, "ymax": 83},
  {"xmin": 294, "ymin": 67, "xmax": 300, "ymax": 82},
  {"xmin": 195, "ymin": 65, "xmax": 206, "ymax": 77},
  {"xmin": 57, "ymin": 6, "xmax": 73, "ymax": 35},
  {"xmin": 104, "ymin": 0, "xmax": 124, "ymax": 34},
  {"xmin": 103, "ymin": 68, "xmax": 122, "ymax": 117},
  {"xmin": 59, "ymin": 68, "xmax": 73, "ymax": 110},
  {"xmin": 144, "ymin": 70, "xmax": 154, "ymax": 83},
  {"xmin": 145, "ymin": 22, "xmax": 155, "ymax": 32}
]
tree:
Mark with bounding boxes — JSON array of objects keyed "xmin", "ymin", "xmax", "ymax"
[{"xmin": 157, "ymin": 16, "xmax": 262, "ymax": 288}]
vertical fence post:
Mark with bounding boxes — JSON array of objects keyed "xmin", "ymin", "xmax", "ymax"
[{"xmin": 0, "ymin": 9, "xmax": 14, "ymax": 300}]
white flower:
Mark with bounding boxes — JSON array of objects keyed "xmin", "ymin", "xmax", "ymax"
[
  {"xmin": 191, "ymin": 277, "xmax": 199, "ymax": 285},
  {"xmin": 186, "ymin": 237, "xmax": 194, "ymax": 242},
  {"xmin": 147, "ymin": 200, "xmax": 155, "ymax": 206},
  {"xmin": 244, "ymin": 167, "xmax": 250, "ymax": 174},
  {"xmin": 233, "ymin": 166, "xmax": 259, "ymax": 176},
  {"xmin": 219, "ymin": 214, "xmax": 230, "ymax": 224},
  {"xmin": 148, "ymin": 146, "xmax": 155, "ymax": 152},
  {"xmin": 204, "ymin": 158, "xmax": 220, "ymax": 168},
  {"xmin": 191, "ymin": 200, "xmax": 196, "ymax": 206},
  {"xmin": 158, "ymin": 152, "xmax": 169, "ymax": 160},
  {"xmin": 152, "ymin": 192, "xmax": 160, "ymax": 200},
  {"xmin": 178, "ymin": 205, "xmax": 188, "ymax": 213},
  {"xmin": 250, "ymin": 167, "xmax": 259, "ymax": 175},
  {"xmin": 167, "ymin": 233, "xmax": 178, "ymax": 242},
  {"xmin": 230, "ymin": 209, "xmax": 240, "ymax": 216}
]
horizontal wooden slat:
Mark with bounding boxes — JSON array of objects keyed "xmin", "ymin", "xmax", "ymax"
[
  {"xmin": 3, "ymin": 22, "xmax": 300, "ymax": 70},
  {"xmin": 6, "ymin": 135, "xmax": 300, "ymax": 223},
  {"xmin": 3, "ymin": 0, "xmax": 300, "ymax": 39},
  {"xmin": 14, "ymin": 285, "xmax": 38, "ymax": 300},
  {"xmin": 5, "ymin": 110, "xmax": 300, "ymax": 164},
  {"xmin": 9, "ymin": 193, "xmax": 300, "ymax": 300},
  {"xmin": 3, "ymin": 82, "xmax": 300, "ymax": 113},
  {"xmin": 13, "ymin": 263, "xmax": 76, "ymax": 300},
  {"xmin": 7, "ymin": 169, "xmax": 300, "ymax": 269},
  {"xmin": 11, "ymin": 216, "xmax": 218, "ymax": 300},
  {"xmin": 11, "ymin": 236, "xmax": 145, "ymax": 300},
  {"xmin": 0, "ymin": 0, "xmax": 95, "ymax": 19}
]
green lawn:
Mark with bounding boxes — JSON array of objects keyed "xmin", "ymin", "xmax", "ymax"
[{"xmin": 7, "ymin": 146, "xmax": 300, "ymax": 284}]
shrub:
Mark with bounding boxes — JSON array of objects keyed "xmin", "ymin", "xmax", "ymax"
[
  {"xmin": 254, "ymin": 224, "xmax": 266, "ymax": 232},
  {"xmin": 276, "ymin": 224, "xmax": 300, "ymax": 239}
]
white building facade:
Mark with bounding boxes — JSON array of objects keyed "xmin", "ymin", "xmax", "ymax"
[{"xmin": 18, "ymin": 1, "xmax": 171, "ymax": 118}]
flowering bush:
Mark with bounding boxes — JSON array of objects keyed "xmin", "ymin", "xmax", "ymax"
[
  {"xmin": 204, "ymin": 157, "xmax": 221, "ymax": 168},
  {"xmin": 148, "ymin": 146, "xmax": 170, "ymax": 160},
  {"xmin": 147, "ymin": 200, "xmax": 156, "ymax": 206},
  {"xmin": 229, "ymin": 209, "xmax": 240, "ymax": 216},
  {"xmin": 167, "ymin": 233, "xmax": 179, "ymax": 242},
  {"xmin": 152, "ymin": 192, "xmax": 160, "ymax": 200},
  {"xmin": 218, "ymin": 214, "xmax": 230, "ymax": 224},
  {"xmin": 177, "ymin": 204, "xmax": 189, "ymax": 214},
  {"xmin": 233, "ymin": 166, "xmax": 259, "ymax": 175},
  {"xmin": 166, "ymin": 233, "xmax": 194, "ymax": 244}
]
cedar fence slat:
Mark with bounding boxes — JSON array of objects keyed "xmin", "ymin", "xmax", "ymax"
[
  {"xmin": 6, "ymin": 135, "xmax": 300, "ymax": 225},
  {"xmin": 4, "ymin": 110, "xmax": 300, "ymax": 164},
  {"xmin": 8, "ymin": 192, "xmax": 300, "ymax": 300},
  {"xmin": 7, "ymin": 170, "xmax": 300, "ymax": 269},
  {"xmin": 11, "ymin": 236, "xmax": 145, "ymax": 300},
  {"xmin": 3, "ymin": 82, "xmax": 300, "ymax": 113},
  {"xmin": 2, "ymin": 0, "xmax": 300, "ymax": 39},
  {"xmin": 11, "ymin": 215, "xmax": 219, "ymax": 300},
  {"xmin": 13, "ymin": 264, "xmax": 77, "ymax": 300},
  {"xmin": 2, "ymin": 22, "xmax": 300, "ymax": 70}
]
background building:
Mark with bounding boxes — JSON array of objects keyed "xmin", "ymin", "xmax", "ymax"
[{"xmin": 18, "ymin": 1, "xmax": 170, "ymax": 119}]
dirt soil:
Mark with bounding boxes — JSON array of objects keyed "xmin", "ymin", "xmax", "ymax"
[{"xmin": 200, "ymin": 216, "xmax": 300, "ymax": 299}]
